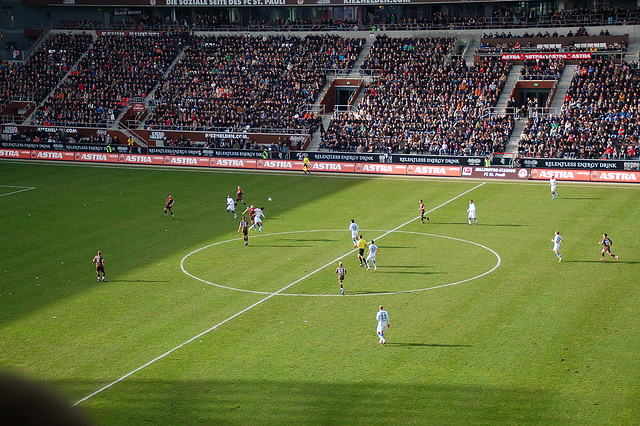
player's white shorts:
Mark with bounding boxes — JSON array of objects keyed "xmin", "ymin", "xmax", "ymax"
[
  {"xmin": 550, "ymin": 186, "xmax": 557, "ymax": 192},
  {"xmin": 255, "ymin": 218, "xmax": 262, "ymax": 224},
  {"xmin": 366, "ymin": 253, "xmax": 376, "ymax": 261},
  {"xmin": 227, "ymin": 206, "xmax": 235, "ymax": 212},
  {"xmin": 377, "ymin": 323, "xmax": 387, "ymax": 333},
  {"xmin": 468, "ymin": 212, "xmax": 476, "ymax": 219},
  {"xmin": 351, "ymin": 231, "xmax": 358, "ymax": 239},
  {"xmin": 553, "ymin": 244, "xmax": 561, "ymax": 252}
]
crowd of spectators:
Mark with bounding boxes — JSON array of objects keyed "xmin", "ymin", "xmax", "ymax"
[
  {"xmin": 56, "ymin": 20, "xmax": 101, "ymax": 30},
  {"xmin": 32, "ymin": 32, "xmax": 186, "ymax": 127},
  {"xmin": 519, "ymin": 59, "xmax": 565, "ymax": 80},
  {"xmin": 147, "ymin": 34, "xmax": 364, "ymax": 132},
  {"xmin": 322, "ymin": 36, "xmax": 514, "ymax": 155},
  {"xmin": 482, "ymin": 27, "xmax": 592, "ymax": 39},
  {"xmin": 518, "ymin": 59, "xmax": 640, "ymax": 159},
  {"xmin": 477, "ymin": 27, "xmax": 626, "ymax": 55},
  {"xmin": 0, "ymin": 33, "xmax": 92, "ymax": 105}
]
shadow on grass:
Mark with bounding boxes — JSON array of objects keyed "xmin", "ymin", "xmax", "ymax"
[
  {"xmin": 109, "ymin": 280, "xmax": 171, "ymax": 283},
  {"xmin": 436, "ymin": 222, "xmax": 529, "ymax": 227},
  {"xmin": 385, "ymin": 342, "xmax": 473, "ymax": 348},
  {"xmin": 563, "ymin": 260, "xmax": 639, "ymax": 264},
  {"xmin": 281, "ymin": 238, "xmax": 337, "ymax": 242},
  {"xmin": 258, "ymin": 245, "xmax": 313, "ymax": 248},
  {"xmin": 54, "ymin": 378, "xmax": 556, "ymax": 424}
]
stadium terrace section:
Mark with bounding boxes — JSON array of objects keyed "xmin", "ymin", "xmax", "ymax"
[
  {"xmin": 323, "ymin": 36, "xmax": 513, "ymax": 156},
  {"xmin": 518, "ymin": 59, "xmax": 640, "ymax": 160},
  {"xmin": 32, "ymin": 32, "xmax": 187, "ymax": 127},
  {"xmin": 147, "ymin": 34, "xmax": 365, "ymax": 132},
  {"xmin": 0, "ymin": 33, "xmax": 93, "ymax": 105},
  {"xmin": 1, "ymin": 27, "xmax": 640, "ymax": 165}
]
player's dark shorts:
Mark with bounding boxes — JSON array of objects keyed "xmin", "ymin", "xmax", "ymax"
[
  {"xmin": 96, "ymin": 265, "xmax": 105, "ymax": 273},
  {"xmin": 338, "ymin": 274, "xmax": 344, "ymax": 281},
  {"xmin": 420, "ymin": 209, "xmax": 425, "ymax": 215},
  {"xmin": 602, "ymin": 246, "xmax": 611, "ymax": 253},
  {"xmin": 236, "ymin": 195, "xmax": 244, "ymax": 203},
  {"xmin": 242, "ymin": 230, "xmax": 248, "ymax": 236},
  {"xmin": 359, "ymin": 248, "xmax": 365, "ymax": 256},
  {"xmin": 165, "ymin": 203, "xmax": 172, "ymax": 209}
]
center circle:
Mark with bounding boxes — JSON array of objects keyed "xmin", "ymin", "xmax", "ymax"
[{"xmin": 181, "ymin": 230, "xmax": 501, "ymax": 297}]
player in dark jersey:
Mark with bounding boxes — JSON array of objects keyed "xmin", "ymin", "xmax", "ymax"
[
  {"xmin": 598, "ymin": 233, "xmax": 619, "ymax": 260},
  {"xmin": 93, "ymin": 250, "xmax": 106, "ymax": 282},
  {"xmin": 235, "ymin": 186, "xmax": 247, "ymax": 207},
  {"xmin": 419, "ymin": 199, "xmax": 429, "ymax": 223},
  {"xmin": 242, "ymin": 204, "xmax": 256, "ymax": 228},
  {"xmin": 164, "ymin": 194, "xmax": 174, "ymax": 217},
  {"xmin": 238, "ymin": 216, "xmax": 249, "ymax": 245},
  {"xmin": 335, "ymin": 261, "xmax": 346, "ymax": 295}
]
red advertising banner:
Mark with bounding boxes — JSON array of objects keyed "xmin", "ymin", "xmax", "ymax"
[
  {"xmin": 309, "ymin": 161, "xmax": 356, "ymax": 173},
  {"xmin": 407, "ymin": 165, "xmax": 461, "ymax": 177},
  {"xmin": 74, "ymin": 152, "xmax": 119, "ymax": 163},
  {"xmin": 530, "ymin": 168, "xmax": 591, "ymax": 181},
  {"xmin": 30, "ymin": 150, "xmax": 75, "ymax": 161},
  {"xmin": 0, "ymin": 149, "xmax": 31, "ymax": 159},
  {"xmin": 501, "ymin": 52, "xmax": 592, "ymax": 60},
  {"xmin": 590, "ymin": 170, "xmax": 640, "ymax": 183},
  {"xmin": 354, "ymin": 163, "xmax": 408, "ymax": 175},
  {"xmin": 210, "ymin": 157, "xmax": 257, "ymax": 169},
  {"xmin": 256, "ymin": 159, "xmax": 305, "ymax": 171},
  {"xmin": 118, "ymin": 154, "xmax": 165, "ymax": 165},
  {"xmin": 461, "ymin": 166, "xmax": 529, "ymax": 180},
  {"xmin": 163, "ymin": 156, "xmax": 210, "ymax": 167}
]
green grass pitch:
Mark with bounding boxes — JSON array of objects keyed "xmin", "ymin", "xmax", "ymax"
[{"xmin": 1, "ymin": 160, "xmax": 639, "ymax": 424}]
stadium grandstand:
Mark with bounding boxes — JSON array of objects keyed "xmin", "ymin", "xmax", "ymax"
[{"xmin": 1, "ymin": 0, "xmax": 640, "ymax": 162}]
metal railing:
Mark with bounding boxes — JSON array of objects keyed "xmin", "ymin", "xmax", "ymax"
[
  {"xmin": 25, "ymin": 12, "xmax": 640, "ymax": 33},
  {"xmin": 145, "ymin": 124, "xmax": 310, "ymax": 135},
  {"xmin": 1, "ymin": 115, "xmax": 26, "ymax": 125}
]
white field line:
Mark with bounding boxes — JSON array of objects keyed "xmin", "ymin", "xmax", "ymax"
[
  {"xmin": 181, "ymin": 229, "xmax": 500, "ymax": 297},
  {"xmin": 0, "ymin": 185, "xmax": 35, "ymax": 197},
  {"xmin": 72, "ymin": 182, "xmax": 486, "ymax": 406},
  {"xmin": 5, "ymin": 158, "xmax": 640, "ymax": 188}
]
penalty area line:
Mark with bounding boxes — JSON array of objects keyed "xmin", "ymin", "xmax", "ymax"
[
  {"xmin": 72, "ymin": 182, "xmax": 486, "ymax": 406},
  {"xmin": 0, "ymin": 185, "xmax": 35, "ymax": 197}
]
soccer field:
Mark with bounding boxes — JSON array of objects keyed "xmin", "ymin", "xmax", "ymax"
[{"xmin": 1, "ymin": 160, "xmax": 639, "ymax": 424}]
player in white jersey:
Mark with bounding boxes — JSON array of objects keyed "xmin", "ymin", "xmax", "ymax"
[
  {"xmin": 467, "ymin": 199, "xmax": 478, "ymax": 225},
  {"xmin": 365, "ymin": 240, "xmax": 378, "ymax": 271},
  {"xmin": 552, "ymin": 230, "xmax": 563, "ymax": 262},
  {"xmin": 376, "ymin": 305, "xmax": 390, "ymax": 344},
  {"xmin": 550, "ymin": 175, "xmax": 559, "ymax": 199},
  {"xmin": 348, "ymin": 219, "xmax": 359, "ymax": 247},
  {"xmin": 250, "ymin": 207, "xmax": 265, "ymax": 232},
  {"xmin": 226, "ymin": 195, "xmax": 237, "ymax": 219}
]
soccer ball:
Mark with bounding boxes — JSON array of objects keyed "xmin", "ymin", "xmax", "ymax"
[{"xmin": 268, "ymin": 197, "xmax": 272, "ymax": 201}]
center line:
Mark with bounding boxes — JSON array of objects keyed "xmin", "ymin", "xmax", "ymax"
[{"xmin": 73, "ymin": 182, "xmax": 485, "ymax": 406}]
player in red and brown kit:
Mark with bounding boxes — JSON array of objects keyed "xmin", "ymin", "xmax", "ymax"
[
  {"xmin": 235, "ymin": 186, "xmax": 247, "ymax": 208},
  {"xmin": 164, "ymin": 194, "xmax": 174, "ymax": 217},
  {"xmin": 238, "ymin": 216, "xmax": 249, "ymax": 246},
  {"xmin": 335, "ymin": 262, "xmax": 346, "ymax": 295},
  {"xmin": 419, "ymin": 199, "xmax": 429, "ymax": 223},
  {"xmin": 242, "ymin": 204, "xmax": 256, "ymax": 228},
  {"xmin": 93, "ymin": 250, "xmax": 106, "ymax": 282},
  {"xmin": 598, "ymin": 233, "xmax": 619, "ymax": 261}
]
